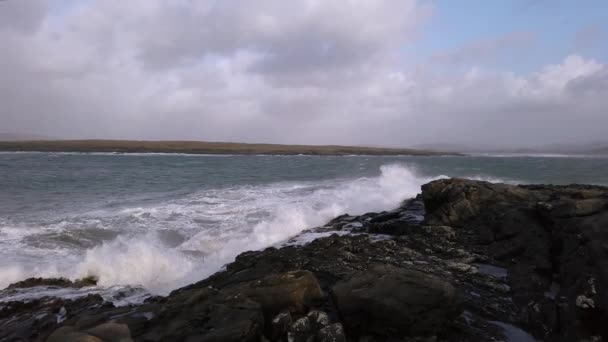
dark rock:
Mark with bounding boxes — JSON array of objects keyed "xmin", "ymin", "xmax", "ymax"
[
  {"xmin": 332, "ymin": 263, "xmax": 462, "ymax": 337},
  {"xmin": 47, "ymin": 326, "xmax": 104, "ymax": 342},
  {"xmin": 287, "ymin": 316, "xmax": 314, "ymax": 342},
  {"xmin": 422, "ymin": 178, "xmax": 532, "ymax": 227},
  {"xmin": 285, "ymin": 310, "xmax": 332, "ymax": 342},
  {"xmin": 6, "ymin": 276, "xmax": 98, "ymax": 290},
  {"xmin": 223, "ymin": 270, "xmax": 323, "ymax": 318},
  {"xmin": 422, "ymin": 178, "xmax": 608, "ymax": 341},
  {"xmin": 47, "ymin": 322, "xmax": 132, "ymax": 342},
  {"xmin": 0, "ymin": 294, "xmax": 107, "ymax": 342},
  {"xmin": 141, "ymin": 289, "xmax": 264, "ymax": 342},
  {"xmin": 317, "ymin": 323, "xmax": 346, "ymax": 342},
  {"xmin": 269, "ymin": 311, "xmax": 292, "ymax": 341}
]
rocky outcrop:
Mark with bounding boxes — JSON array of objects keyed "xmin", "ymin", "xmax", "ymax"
[
  {"xmin": 0, "ymin": 294, "xmax": 110, "ymax": 341},
  {"xmin": 47, "ymin": 323, "xmax": 133, "ymax": 342},
  {"xmin": 7, "ymin": 276, "xmax": 98, "ymax": 290},
  {"xmin": 422, "ymin": 178, "xmax": 608, "ymax": 341},
  {"xmin": 1, "ymin": 178, "xmax": 607, "ymax": 341},
  {"xmin": 332, "ymin": 264, "xmax": 462, "ymax": 337}
]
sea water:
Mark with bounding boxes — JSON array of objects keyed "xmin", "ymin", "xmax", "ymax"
[{"xmin": 1, "ymin": 152, "xmax": 607, "ymax": 303}]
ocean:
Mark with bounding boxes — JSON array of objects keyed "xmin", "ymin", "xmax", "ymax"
[{"xmin": 1, "ymin": 152, "xmax": 607, "ymax": 304}]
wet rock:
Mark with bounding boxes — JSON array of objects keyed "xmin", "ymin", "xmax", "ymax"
[
  {"xmin": 287, "ymin": 316, "xmax": 314, "ymax": 342},
  {"xmin": 85, "ymin": 322, "xmax": 132, "ymax": 341},
  {"xmin": 285, "ymin": 310, "xmax": 332, "ymax": 342},
  {"xmin": 6, "ymin": 276, "xmax": 98, "ymax": 290},
  {"xmin": 47, "ymin": 326, "xmax": 104, "ymax": 342},
  {"xmin": 269, "ymin": 311, "xmax": 292, "ymax": 341},
  {"xmin": 332, "ymin": 264, "xmax": 462, "ymax": 337},
  {"xmin": 47, "ymin": 322, "xmax": 132, "ymax": 342},
  {"xmin": 224, "ymin": 270, "xmax": 323, "ymax": 317},
  {"xmin": 317, "ymin": 323, "xmax": 346, "ymax": 342},
  {"xmin": 306, "ymin": 310, "xmax": 330, "ymax": 328},
  {"xmin": 422, "ymin": 178, "xmax": 608, "ymax": 341},
  {"xmin": 0, "ymin": 294, "xmax": 107, "ymax": 342},
  {"xmin": 140, "ymin": 288, "xmax": 264, "ymax": 342}
]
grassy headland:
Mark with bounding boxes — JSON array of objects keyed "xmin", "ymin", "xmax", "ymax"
[{"xmin": 0, "ymin": 140, "xmax": 460, "ymax": 156}]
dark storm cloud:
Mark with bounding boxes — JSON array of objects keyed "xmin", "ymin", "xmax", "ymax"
[{"xmin": 0, "ymin": 0, "xmax": 607, "ymax": 148}]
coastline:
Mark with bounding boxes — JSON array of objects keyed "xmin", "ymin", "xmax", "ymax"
[
  {"xmin": 2, "ymin": 178, "xmax": 607, "ymax": 341},
  {"xmin": 0, "ymin": 140, "xmax": 462, "ymax": 156}
]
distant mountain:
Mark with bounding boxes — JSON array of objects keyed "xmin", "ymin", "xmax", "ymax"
[{"xmin": 0, "ymin": 133, "xmax": 57, "ymax": 141}]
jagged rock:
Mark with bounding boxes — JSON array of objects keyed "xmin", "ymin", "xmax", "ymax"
[
  {"xmin": 422, "ymin": 178, "xmax": 608, "ymax": 341},
  {"xmin": 287, "ymin": 316, "xmax": 314, "ymax": 342},
  {"xmin": 317, "ymin": 323, "xmax": 346, "ymax": 342},
  {"xmin": 332, "ymin": 263, "xmax": 462, "ymax": 337},
  {"xmin": 0, "ymin": 294, "xmax": 107, "ymax": 342},
  {"xmin": 224, "ymin": 270, "xmax": 324, "ymax": 317},
  {"xmin": 139, "ymin": 288, "xmax": 264, "ymax": 342},
  {"xmin": 306, "ymin": 310, "xmax": 330, "ymax": 328},
  {"xmin": 47, "ymin": 327, "xmax": 104, "ymax": 342},
  {"xmin": 283, "ymin": 310, "xmax": 333, "ymax": 342},
  {"xmin": 47, "ymin": 322, "xmax": 132, "ymax": 342},
  {"xmin": 6, "ymin": 276, "xmax": 98, "ymax": 290},
  {"xmin": 85, "ymin": 322, "xmax": 132, "ymax": 341},
  {"xmin": 270, "ymin": 311, "xmax": 292, "ymax": 341}
]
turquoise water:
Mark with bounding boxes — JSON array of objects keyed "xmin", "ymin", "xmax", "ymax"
[{"xmin": 0, "ymin": 152, "xmax": 607, "ymax": 300}]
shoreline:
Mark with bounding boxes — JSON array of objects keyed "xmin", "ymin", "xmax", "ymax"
[
  {"xmin": 0, "ymin": 140, "xmax": 462, "ymax": 156},
  {"xmin": 2, "ymin": 179, "xmax": 607, "ymax": 341}
]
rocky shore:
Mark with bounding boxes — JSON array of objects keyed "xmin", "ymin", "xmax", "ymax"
[{"xmin": 1, "ymin": 178, "xmax": 607, "ymax": 341}]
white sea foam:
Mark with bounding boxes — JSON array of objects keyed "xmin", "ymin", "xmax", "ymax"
[{"xmin": 68, "ymin": 164, "xmax": 441, "ymax": 295}]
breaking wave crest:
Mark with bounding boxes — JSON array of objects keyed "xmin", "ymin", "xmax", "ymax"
[
  {"xmin": 72, "ymin": 164, "xmax": 440, "ymax": 294},
  {"xmin": 1, "ymin": 164, "xmax": 455, "ymax": 296}
]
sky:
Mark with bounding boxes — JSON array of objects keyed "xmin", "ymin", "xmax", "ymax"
[{"xmin": 1, "ymin": 0, "xmax": 607, "ymax": 148}]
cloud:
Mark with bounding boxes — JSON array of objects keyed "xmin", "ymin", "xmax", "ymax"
[
  {"xmin": 0, "ymin": 0, "xmax": 607, "ymax": 148},
  {"xmin": 0, "ymin": 0, "xmax": 48, "ymax": 32}
]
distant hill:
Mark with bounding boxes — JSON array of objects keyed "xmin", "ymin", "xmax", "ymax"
[{"xmin": 0, "ymin": 140, "xmax": 460, "ymax": 156}]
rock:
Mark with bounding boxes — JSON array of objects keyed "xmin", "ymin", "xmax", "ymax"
[
  {"xmin": 368, "ymin": 218, "xmax": 418, "ymax": 236},
  {"xmin": 306, "ymin": 310, "xmax": 329, "ymax": 328},
  {"xmin": 47, "ymin": 326, "xmax": 104, "ymax": 342},
  {"xmin": 224, "ymin": 270, "xmax": 324, "ymax": 317},
  {"xmin": 6, "ymin": 276, "xmax": 98, "ymax": 290},
  {"xmin": 47, "ymin": 323, "xmax": 132, "ymax": 342},
  {"xmin": 285, "ymin": 310, "xmax": 332, "ymax": 342},
  {"xmin": 287, "ymin": 316, "xmax": 314, "ymax": 342},
  {"xmin": 0, "ymin": 294, "xmax": 107, "ymax": 342},
  {"xmin": 422, "ymin": 178, "xmax": 608, "ymax": 341},
  {"xmin": 85, "ymin": 323, "xmax": 132, "ymax": 341},
  {"xmin": 140, "ymin": 290, "xmax": 264, "ymax": 342},
  {"xmin": 317, "ymin": 323, "xmax": 346, "ymax": 342},
  {"xmin": 270, "ymin": 311, "xmax": 292, "ymax": 341},
  {"xmin": 332, "ymin": 264, "xmax": 462, "ymax": 337}
]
